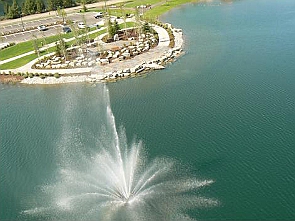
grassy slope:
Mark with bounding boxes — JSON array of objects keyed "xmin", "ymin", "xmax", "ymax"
[{"xmin": 144, "ymin": 0, "xmax": 196, "ymax": 18}]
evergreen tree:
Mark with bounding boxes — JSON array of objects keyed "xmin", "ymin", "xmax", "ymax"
[
  {"xmin": 36, "ymin": 0, "xmax": 45, "ymax": 13},
  {"xmin": 47, "ymin": 0, "xmax": 55, "ymax": 11},
  {"xmin": 63, "ymin": 0, "xmax": 73, "ymax": 8},
  {"xmin": 107, "ymin": 18, "xmax": 120, "ymax": 40},
  {"xmin": 21, "ymin": 1, "xmax": 27, "ymax": 15},
  {"xmin": 22, "ymin": 0, "xmax": 37, "ymax": 15},
  {"xmin": 113, "ymin": 19, "xmax": 120, "ymax": 33},
  {"xmin": 22, "ymin": 0, "xmax": 29, "ymax": 15},
  {"xmin": 3, "ymin": 2, "xmax": 9, "ymax": 16},
  {"xmin": 55, "ymin": 0, "xmax": 63, "ymax": 8},
  {"xmin": 28, "ymin": 0, "xmax": 36, "ymax": 14},
  {"xmin": 7, "ymin": 0, "xmax": 20, "ymax": 19}
]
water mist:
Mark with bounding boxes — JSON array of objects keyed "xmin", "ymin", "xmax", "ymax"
[{"xmin": 22, "ymin": 85, "xmax": 217, "ymax": 220}]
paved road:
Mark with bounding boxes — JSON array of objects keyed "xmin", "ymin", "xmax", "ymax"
[
  {"xmin": 0, "ymin": 0, "xmax": 131, "ymax": 43},
  {"xmin": 1, "ymin": 12, "xmax": 104, "ymax": 43}
]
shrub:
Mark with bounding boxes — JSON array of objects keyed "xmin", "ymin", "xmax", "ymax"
[
  {"xmin": 54, "ymin": 73, "xmax": 60, "ymax": 78},
  {"xmin": 29, "ymin": 73, "xmax": 34, "ymax": 78}
]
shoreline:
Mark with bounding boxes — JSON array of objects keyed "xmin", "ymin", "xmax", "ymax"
[{"xmin": 1, "ymin": 23, "xmax": 184, "ymax": 85}]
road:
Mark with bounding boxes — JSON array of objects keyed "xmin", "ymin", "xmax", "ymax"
[
  {"xmin": 1, "ymin": 12, "xmax": 104, "ymax": 43},
  {"xmin": 0, "ymin": 0, "xmax": 129, "ymax": 43}
]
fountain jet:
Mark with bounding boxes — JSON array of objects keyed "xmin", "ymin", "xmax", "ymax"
[{"xmin": 22, "ymin": 85, "xmax": 217, "ymax": 221}]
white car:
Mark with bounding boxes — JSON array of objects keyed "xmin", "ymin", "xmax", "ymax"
[
  {"xmin": 78, "ymin": 22, "xmax": 86, "ymax": 29},
  {"xmin": 37, "ymin": 25, "xmax": 48, "ymax": 31},
  {"xmin": 94, "ymin": 12, "xmax": 103, "ymax": 19}
]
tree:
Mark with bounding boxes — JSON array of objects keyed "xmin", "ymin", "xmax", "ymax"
[
  {"xmin": 61, "ymin": 9, "xmax": 67, "ymax": 24},
  {"xmin": 107, "ymin": 19, "xmax": 120, "ymax": 41},
  {"xmin": 57, "ymin": 7, "xmax": 67, "ymax": 24},
  {"xmin": 107, "ymin": 18, "xmax": 115, "ymax": 39},
  {"xmin": 70, "ymin": 22, "xmax": 83, "ymax": 55},
  {"xmin": 28, "ymin": 0, "xmax": 36, "ymax": 14},
  {"xmin": 41, "ymin": 32, "xmax": 49, "ymax": 54},
  {"xmin": 81, "ymin": 14, "xmax": 90, "ymax": 44},
  {"xmin": 55, "ymin": 41, "xmax": 61, "ymax": 56},
  {"xmin": 7, "ymin": 0, "xmax": 20, "ymax": 19},
  {"xmin": 21, "ymin": 1, "xmax": 28, "ymax": 15},
  {"xmin": 32, "ymin": 34, "xmax": 41, "ymax": 62},
  {"xmin": 36, "ymin": 0, "xmax": 45, "ymax": 13},
  {"xmin": 81, "ymin": 0, "xmax": 87, "ymax": 12},
  {"xmin": 3, "ymin": 2, "xmax": 9, "ymax": 16},
  {"xmin": 55, "ymin": 0, "xmax": 63, "ymax": 8},
  {"xmin": 57, "ymin": 33, "xmax": 68, "ymax": 59},
  {"xmin": 142, "ymin": 22, "xmax": 151, "ymax": 34},
  {"xmin": 134, "ymin": 7, "xmax": 142, "ymax": 37},
  {"xmin": 22, "ymin": 0, "xmax": 37, "ymax": 15},
  {"xmin": 47, "ymin": 0, "xmax": 55, "ymax": 11},
  {"xmin": 63, "ymin": 0, "xmax": 73, "ymax": 8}
]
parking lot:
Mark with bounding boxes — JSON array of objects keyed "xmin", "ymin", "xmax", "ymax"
[{"xmin": 0, "ymin": 12, "xmax": 104, "ymax": 43}]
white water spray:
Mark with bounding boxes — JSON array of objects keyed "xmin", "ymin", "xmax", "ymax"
[{"xmin": 22, "ymin": 85, "xmax": 217, "ymax": 220}]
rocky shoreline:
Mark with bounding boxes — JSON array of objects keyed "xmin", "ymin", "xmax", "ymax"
[{"xmin": 1, "ymin": 24, "xmax": 184, "ymax": 85}]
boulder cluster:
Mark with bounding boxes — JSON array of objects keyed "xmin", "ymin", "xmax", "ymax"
[{"xmin": 33, "ymin": 33, "xmax": 158, "ymax": 70}]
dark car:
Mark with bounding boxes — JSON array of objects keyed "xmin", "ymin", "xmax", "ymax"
[{"xmin": 62, "ymin": 26, "xmax": 72, "ymax": 33}]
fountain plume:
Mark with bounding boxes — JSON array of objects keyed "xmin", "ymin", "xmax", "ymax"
[{"xmin": 22, "ymin": 85, "xmax": 217, "ymax": 220}]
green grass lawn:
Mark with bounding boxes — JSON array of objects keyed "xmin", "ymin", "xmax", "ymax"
[
  {"xmin": 0, "ymin": 53, "xmax": 38, "ymax": 70},
  {"xmin": 144, "ymin": 0, "xmax": 196, "ymax": 18},
  {"xmin": 124, "ymin": 0, "xmax": 161, "ymax": 8},
  {"xmin": 0, "ymin": 48, "xmax": 56, "ymax": 70},
  {"xmin": 0, "ymin": 33, "xmax": 74, "ymax": 61}
]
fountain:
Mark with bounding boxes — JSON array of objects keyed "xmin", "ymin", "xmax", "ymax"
[{"xmin": 22, "ymin": 85, "xmax": 217, "ymax": 220}]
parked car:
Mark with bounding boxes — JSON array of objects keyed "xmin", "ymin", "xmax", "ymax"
[
  {"xmin": 37, "ymin": 25, "xmax": 48, "ymax": 31},
  {"xmin": 62, "ymin": 26, "xmax": 71, "ymax": 33},
  {"xmin": 78, "ymin": 22, "xmax": 86, "ymax": 29},
  {"xmin": 94, "ymin": 12, "xmax": 103, "ymax": 19}
]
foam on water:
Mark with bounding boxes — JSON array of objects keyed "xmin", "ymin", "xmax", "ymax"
[{"xmin": 22, "ymin": 85, "xmax": 217, "ymax": 220}]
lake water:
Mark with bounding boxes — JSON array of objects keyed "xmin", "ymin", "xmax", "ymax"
[{"xmin": 1, "ymin": 0, "xmax": 295, "ymax": 220}]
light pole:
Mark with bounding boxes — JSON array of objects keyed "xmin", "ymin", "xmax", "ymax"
[{"xmin": 20, "ymin": 12, "xmax": 25, "ymax": 31}]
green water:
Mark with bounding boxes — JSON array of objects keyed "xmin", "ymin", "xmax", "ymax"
[{"xmin": 1, "ymin": 0, "xmax": 295, "ymax": 220}]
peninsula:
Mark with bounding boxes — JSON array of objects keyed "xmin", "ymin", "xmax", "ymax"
[{"xmin": 0, "ymin": 0, "xmax": 189, "ymax": 84}]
